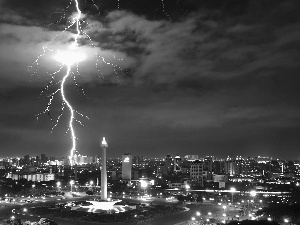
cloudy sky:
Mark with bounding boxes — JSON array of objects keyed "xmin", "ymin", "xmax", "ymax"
[{"xmin": 0, "ymin": 0, "xmax": 300, "ymax": 160}]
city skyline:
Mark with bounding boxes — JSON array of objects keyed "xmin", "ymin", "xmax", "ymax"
[
  {"xmin": 0, "ymin": 153, "xmax": 297, "ymax": 163},
  {"xmin": 0, "ymin": 0, "xmax": 300, "ymax": 159}
]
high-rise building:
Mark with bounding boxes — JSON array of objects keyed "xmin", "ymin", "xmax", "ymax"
[
  {"xmin": 41, "ymin": 154, "xmax": 48, "ymax": 164},
  {"xmin": 190, "ymin": 160, "xmax": 204, "ymax": 186},
  {"xmin": 225, "ymin": 156, "xmax": 234, "ymax": 175},
  {"xmin": 164, "ymin": 155, "xmax": 173, "ymax": 175},
  {"xmin": 204, "ymin": 156, "xmax": 213, "ymax": 180},
  {"xmin": 23, "ymin": 155, "xmax": 30, "ymax": 166},
  {"xmin": 234, "ymin": 156, "xmax": 245, "ymax": 175},
  {"xmin": 35, "ymin": 156, "xmax": 40, "ymax": 167},
  {"xmin": 122, "ymin": 153, "xmax": 132, "ymax": 181},
  {"xmin": 133, "ymin": 156, "xmax": 143, "ymax": 165},
  {"xmin": 174, "ymin": 154, "xmax": 182, "ymax": 172}
]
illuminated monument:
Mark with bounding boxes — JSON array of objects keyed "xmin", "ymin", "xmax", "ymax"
[
  {"xmin": 76, "ymin": 137, "xmax": 122, "ymax": 212},
  {"xmin": 101, "ymin": 137, "xmax": 108, "ymax": 200}
]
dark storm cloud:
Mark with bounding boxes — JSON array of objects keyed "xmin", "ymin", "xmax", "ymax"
[
  {"xmin": 85, "ymin": 0, "xmax": 300, "ymax": 88},
  {"xmin": 0, "ymin": 0, "xmax": 300, "ymax": 159}
]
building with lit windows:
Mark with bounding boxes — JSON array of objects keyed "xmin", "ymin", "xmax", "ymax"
[
  {"xmin": 174, "ymin": 154, "xmax": 182, "ymax": 172},
  {"xmin": 190, "ymin": 160, "xmax": 204, "ymax": 186},
  {"xmin": 73, "ymin": 154, "xmax": 94, "ymax": 165},
  {"xmin": 122, "ymin": 153, "xmax": 132, "ymax": 181},
  {"xmin": 164, "ymin": 155, "xmax": 173, "ymax": 175},
  {"xmin": 204, "ymin": 156, "xmax": 213, "ymax": 180},
  {"xmin": 8, "ymin": 166, "xmax": 55, "ymax": 182},
  {"xmin": 184, "ymin": 155, "xmax": 199, "ymax": 161}
]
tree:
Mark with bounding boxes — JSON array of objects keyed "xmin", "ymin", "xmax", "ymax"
[
  {"xmin": 176, "ymin": 195, "xmax": 185, "ymax": 202},
  {"xmin": 196, "ymin": 195, "xmax": 203, "ymax": 203},
  {"xmin": 10, "ymin": 218, "xmax": 22, "ymax": 225},
  {"xmin": 38, "ymin": 218, "xmax": 58, "ymax": 225},
  {"xmin": 86, "ymin": 190, "xmax": 93, "ymax": 195}
]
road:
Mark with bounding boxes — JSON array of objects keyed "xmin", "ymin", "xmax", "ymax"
[{"xmin": 0, "ymin": 197, "xmax": 253, "ymax": 225}]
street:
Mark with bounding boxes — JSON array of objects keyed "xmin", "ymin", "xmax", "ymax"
[{"xmin": 0, "ymin": 197, "xmax": 255, "ymax": 225}]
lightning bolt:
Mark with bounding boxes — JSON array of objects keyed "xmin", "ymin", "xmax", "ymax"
[
  {"xmin": 58, "ymin": 0, "xmax": 82, "ymax": 166},
  {"xmin": 30, "ymin": 0, "xmax": 125, "ymax": 166},
  {"xmin": 31, "ymin": 0, "xmax": 88, "ymax": 167},
  {"xmin": 161, "ymin": 0, "xmax": 172, "ymax": 21},
  {"xmin": 61, "ymin": 66, "xmax": 76, "ymax": 165}
]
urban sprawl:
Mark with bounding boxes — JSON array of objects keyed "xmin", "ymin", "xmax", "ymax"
[{"xmin": 0, "ymin": 153, "xmax": 300, "ymax": 225}]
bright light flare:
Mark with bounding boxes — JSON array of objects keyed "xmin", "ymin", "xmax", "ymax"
[
  {"xmin": 250, "ymin": 190, "xmax": 257, "ymax": 197},
  {"xmin": 140, "ymin": 180, "xmax": 148, "ymax": 188},
  {"xmin": 54, "ymin": 50, "xmax": 86, "ymax": 66}
]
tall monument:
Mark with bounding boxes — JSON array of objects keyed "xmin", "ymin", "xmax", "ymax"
[{"xmin": 100, "ymin": 137, "xmax": 108, "ymax": 200}]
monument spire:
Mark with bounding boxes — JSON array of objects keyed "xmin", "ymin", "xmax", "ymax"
[{"xmin": 100, "ymin": 137, "xmax": 108, "ymax": 200}]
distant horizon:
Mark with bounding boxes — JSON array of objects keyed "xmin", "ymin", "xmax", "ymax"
[{"xmin": 1, "ymin": 152, "xmax": 298, "ymax": 162}]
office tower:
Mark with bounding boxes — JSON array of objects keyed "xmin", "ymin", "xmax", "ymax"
[{"xmin": 122, "ymin": 153, "xmax": 132, "ymax": 181}]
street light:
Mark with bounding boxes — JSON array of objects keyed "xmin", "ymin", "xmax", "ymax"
[
  {"xmin": 140, "ymin": 180, "xmax": 148, "ymax": 197},
  {"xmin": 70, "ymin": 180, "xmax": 74, "ymax": 192},
  {"xmin": 90, "ymin": 180, "xmax": 94, "ymax": 191},
  {"xmin": 57, "ymin": 181, "xmax": 61, "ymax": 191},
  {"xmin": 250, "ymin": 190, "xmax": 257, "ymax": 202},
  {"xmin": 223, "ymin": 205, "xmax": 227, "ymax": 213},
  {"xmin": 230, "ymin": 187, "xmax": 236, "ymax": 204},
  {"xmin": 196, "ymin": 211, "xmax": 201, "ymax": 216},
  {"xmin": 140, "ymin": 180, "xmax": 148, "ymax": 188}
]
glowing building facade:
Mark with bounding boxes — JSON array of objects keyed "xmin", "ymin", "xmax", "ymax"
[
  {"xmin": 8, "ymin": 166, "xmax": 55, "ymax": 182},
  {"xmin": 73, "ymin": 154, "xmax": 94, "ymax": 165}
]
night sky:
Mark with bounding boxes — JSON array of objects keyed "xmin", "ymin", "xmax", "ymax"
[{"xmin": 0, "ymin": 0, "xmax": 300, "ymax": 159}]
